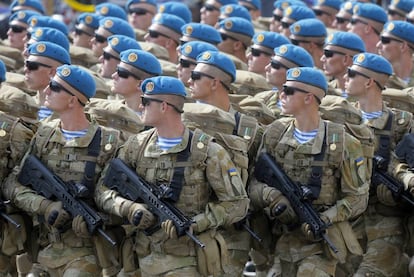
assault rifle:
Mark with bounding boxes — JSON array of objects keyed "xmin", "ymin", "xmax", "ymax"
[
  {"xmin": 17, "ymin": 155, "xmax": 116, "ymax": 245},
  {"xmin": 0, "ymin": 200, "xmax": 21, "ymax": 229},
  {"xmin": 372, "ymin": 155, "xmax": 414, "ymax": 206},
  {"xmin": 103, "ymin": 158, "xmax": 205, "ymax": 248},
  {"xmin": 255, "ymin": 152, "xmax": 338, "ymax": 253}
]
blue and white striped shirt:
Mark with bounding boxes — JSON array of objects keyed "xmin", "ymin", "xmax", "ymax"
[
  {"xmin": 61, "ymin": 128, "xmax": 88, "ymax": 141},
  {"xmin": 157, "ymin": 136, "xmax": 182, "ymax": 151},
  {"xmin": 294, "ymin": 128, "xmax": 318, "ymax": 144},
  {"xmin": 361, "ymin": 110, "xmax": 383, "ymax": 122}
]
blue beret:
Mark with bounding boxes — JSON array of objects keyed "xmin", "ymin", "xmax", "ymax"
[
  {"xmin": 10, "ymin": 0, "xmax": 44, "ymax": 14},
  {"xmin": 336, "ymin": 1, "xmax": 357, "ymax": 18},
  {"xmin": 351, "ymin": 53, "xmax": 392, "ymax": 89},
  {"xmin": 213, "ymin": 0, "xmax": 238, "ymax": 5},
  {"xmin": 218, "ymin": 17, "xmax": 254, "ymax": 47},
  {"xmin": 382, "ymin": 20, "xmax": 414, "ymax": 49},
  {"xmin": 9, "ymin": 10, "xmax": 40, "ymax": 26},
  {"xmin": 28, "ymin": 41, "xmax": 71, "ymax": 65},
  {"xmin": 196, "ymin": 50, "xmax": 236, "ymax": 82},
  {"xmin": 125, "ymin": 0, "xmax": 157, "ymax": 11},
  {"xmin": 181, "ymin": 23, "xmax": 222, "ymax": 45},
  {"xmin": 151, "ymin": 13, "xmax": 186, "ymax": 43},
  {"xmin": 95, "ymin": 3, "xmax": 127, "ymax": 20},
  {"xmin": 28, "ymin": 15, "xmax": 68, "ymax": 35},
  {"xmin": 0, "ymin": 60, "xmax": 6, "ymax": 83},
  {"xmin": 252, "ymin": 31, "xmax": 290, "ymax": 55},
  {"xmin": 180, "ymin": 41, "xmax": 218, "ymax": 60},
  {"xmin": 290, "ymin": 18, "xmax": 327, "ymax": 43},
  {"xmin": 273, "ymin": 0, "xmax": 306, "ymax": 10},
  {"xmin": 388, "ymin": 0, "xmax": 414, "ymax": 15},
  {"xmin": 239, "ymin": 0, "xmax": 261, "ymax": 10},
  {"xmin": 98, "ymin": 17, "xmax": 135, "ymax": 38},
  {"xmin": 286, "ymin": 67, "xmax": 327, "ymax": 101},
  {"xmin": 158, "ymin": 2, "xmax": 192, "ymax": 23},
  {"xmin": 120, "ymin": 49, "xmax": 162, "ymax": 76},
  {"xmin": 352, "ymin": 3, "xmax": 387, "ymax": 33},
  {"xmin": 282, "ymin": 5, "xmax": 316, "ymax": 22},
  {"xmin": 313, "ymin": 0, "xmax": 342, "ymax": 15},
  {"xmin": 273, "ymin": 44, "xmax": 314, "ymax": 67},
  {"xmin": 76, "ymin": 12, "xmax": 102, "ymax": 35},
  {"xmin": 141, "ymin": 76, "xmax": 186, "ymax": 97},
  {"xmin": 105, "ymin": 35, "xmax": 141, "ymax": 59},
  {"xmin": 30, "ymin": 27, "xmax": 70, "ymax": 51},
  {"xmin": 325, "ymin": 31, "xmax": 366, "ymax": 55},
  {"xmin": 219, "ymin": 4, "xmax": 252, "ymax": 21},
  {"xmin": 55, "ymin": 65, "xmax": 96, "ymax": 101}
]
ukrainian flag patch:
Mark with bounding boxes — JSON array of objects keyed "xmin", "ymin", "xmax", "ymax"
[
  {"xmin": 355, "ymin": 157, "xmax": 364, "ymax": 166},
  {"xmin": 228, "ymin": 168, "xmax": 238, "ymax": 176}
]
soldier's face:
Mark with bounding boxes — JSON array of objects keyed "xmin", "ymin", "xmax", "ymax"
[
  {"xmin": 176, "ymin": 58, "xmax": 196, "ymax": 87},
  {"xmin": 344, "ymin": 68, "xmax": 367, "ymax": 96},
  {"xmin": 100, "ymin": 52, "xmax": 119, "ymax": 79},
  {"xmin": 321, "ymin": 49, "xmax": 347, "ymax": 78},
  {"xmin": 200, "ymin": 4, "xmax": 220, "ymax": 26},
  {"xmin": 265, "ymin": 60, "xmax": 287, "ymax": 88},
  {"xmin": 188, "ymin": 70, "xmax": 214, "ymax": 102},
  {"xmin": 279, "ymin": 85, "xmax": 308, "ymax": 115},
  {"xmin": 111, "ymin": 67, "xmax": 141, "ymax": 97},
  {"xmin": 7, "ymin": 25, "xmax": 27, "ymax": 50},
  {"xmin": 72, "ymin": 30, "xmax": 92, "ymax": 49},
  {"xmin": 24, "ymin": 59, "xmax": 54, "ymax": 91},
  {"xmin": 128, "ymin": 9, "xmax": 153, "ymax": 31},
  {"xmin": 248, "ymin": 48, "xmax": 271, "ymax": 76},
  {"xmin": 376, "ymin": 36, "xmax": 402, "ymax": 64}
]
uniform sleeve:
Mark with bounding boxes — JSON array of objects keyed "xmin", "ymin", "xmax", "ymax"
[
  {"xmin": 322, "ymin": 134, "xmax": 370, "ymax": 223},
  {"xmin": 392, "ymin": 125, "xmax": 414, "ymax": 191},
  {"xmin": 192, "ymin": 142, "xmax": 250, "ymax": 233}
]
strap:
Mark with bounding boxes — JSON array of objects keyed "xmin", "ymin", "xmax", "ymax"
[
  {"xmin": 233, "ymin": 112, "xmax": 241, "ymax": 136},
  {"xmin": 81, "ymin": 127, "xmax": 101, "ymax": 197},
  {"xmin": 375, "ymin": 111, "xmax": 393, "ymax": 167},
  {"xmin": 307, "ymin": 122, "xmax": 327, "ymax": 200},
  {"xmin": 166, "ymin": 131, "xmax": 193, "ymax": 203}
]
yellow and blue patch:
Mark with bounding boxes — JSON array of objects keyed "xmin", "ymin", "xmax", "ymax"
[
  {"xmin": 355, "ymin": 157, "xmax": 364, "ymax": 167},
  {"xmin": 228, "ymin": 168, "xmax": 238, "ymax": 176}
]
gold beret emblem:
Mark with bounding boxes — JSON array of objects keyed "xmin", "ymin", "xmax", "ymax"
[
  {"xmin": 85, "ymin": 15, "xmax": 93, "ymax": 24},
  {"xmin": 128, "ymin": 53, "xmax": 138, "ymax": 62},
  {"xmin": 18, "ymin": 0, "xmax": 25, "ymax": 4},
  {"xmin": 224, "ymin": 20, "xmax": 233, "ymax": 30},
  {"xmin": 344, "ymin": 1, "xmax": 353, "ymax": 10},
  {"xmin": 292, "ymin": 68, "xmax": 301, "ymax": 78},
  {"xmin": 185, "ymin": 25, "xmax": 193, "ymax": 35},
  {"xmin": 387, "ymin": 22, "xmax": 395, "ymax": 31},
  {"xmin": 34, "ymin": 28, "xmax": 43, "ymax": 37},
  {"xmin": 318, "ymin": 0, "xmax": 325, "ymax": 4},
  {"xmin": 225, "ymin": 5, "xmax": 233, "ymax": 14},
  {"xmin": 104, "ymin": 19, "xmax": 113, "ymax": 29},
  {"xmin": 110, "ymin": 37, "xmax": 119, "ymax": 46},
  {"xmin": 256, "ymin": 34, "xmax": 265, "ymax": 43},
  {"xmin": 30, "ymin": 17, "xmax": 37, "ymax": 26},
  {"xmin": 201, "ymin": 51, "xmax": 212, "ymax": 60},
  {"xmin": 293, "ymin": 24, "xmax": 301, "ymax": 33},
  {"xmin": 285, "ymin": 7, "xmax": 292, "ymax": 16},
  {"xmin": 61, "ymin": 67, "xmax": 71, "ymax": 77},
  {"xmin": 100, "ymin": 6, "xmax": 109, "ymax": 15},
  {"xmin": 154, "ymin": 14, "xmax": 162, "ymax": 21},
  {"xmin": 17, "ymin": 11, "xmax": 25, "ymax": 19},
  {"xmin": 327, "ymin": 33, "xmax": 334, "ymax": 43},
  {"xmin": 36, "ymin": 43, "xmax": 46, "ymax": 53},
  {"xmin": 395, "ymin": 0, "xmax": 400, "ymax": 4},
  {"xmin": 353, "ymin": 5, "xmax": 359, "ymax": 14},
  {"xmin": 279, "ymin": 45, "xmax": 288, "ymax": 54},
  {"xmin": 184, "ymin": 45, "xmax": 192, "ymax": 54},
  {"xmin": 356, "ymin": 53, "xmax": 365, "ymax": 63},
  {"xmin": 281, "ymin": 1, "xmax": 289, "ymax": 9},
  {"xmin": 145, "ymin": 82, "xmax": 154, "ymax": 92},
  {"xmin": 159, "ymin": 5, "xmax": 165, "ymax": 12}
]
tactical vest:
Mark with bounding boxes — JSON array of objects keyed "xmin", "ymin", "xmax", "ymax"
[{"xmin": 264, "ymin": 118, "xmax": 345, "ymax": 206}]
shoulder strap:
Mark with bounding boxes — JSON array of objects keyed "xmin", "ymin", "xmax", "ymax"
[
  {"xmin": 375, "ymin": 111, "xmax": 393, "ymax": 166},
  {"xmin": 82, "ymin": 127, "xmax": 101, "ymax": 197},
  {"xmin": 307, "ymin": 122, "xmax": 327, "ymax": 200}
]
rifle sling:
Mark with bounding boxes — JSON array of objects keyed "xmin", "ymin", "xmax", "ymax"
[
  {"xmin": 82, "ymin": 127, "xmax": 101, "ymax": 195},
  {"xmin": 307, "ymin": 122, "xmax": 327, "ymax": 200},
  {"xmin": 375, "ymin": 111, "xmax": 393, "ymax": 168}
]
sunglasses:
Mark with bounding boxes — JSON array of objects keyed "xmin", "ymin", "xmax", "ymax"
[
  {"xmin": 324, "ymin": 49, "xmax": 344, "ymax": 58},
  {"xmin": 74, "ymin": 27, "xmax": 90, "ymax": 36},
  {"xmin": 350, "ymin": 18, "xmax": 368, "ymax": 26},
  {"xmin": 203, "ymin": 4, "xmax": 219, "ymax": 12},
  {"xmin": 141, "ymin": 96, "xmax": 182, "ymax": 113},
  {"xmin": 191, "ymin": 71, "xmax": 214, "ymax": 81},
  {"xmin": 49, "ymin": 80, "xmax": 75, "ymax": 97},
  {"xmin": 388, "ymin": 9, "xmax": 404, "ymax": 17},
  {"xmin": 179, "ymin": 58, "xmax": 196, "ymax": 68},
  {"xmin": 129, "ymin": 7, "xmax": 149, "ymax": 15},
  {"xmin": 251, "ymin": 48, "xmax": 269, "ymax": 57},
  {"xmin": 313, "ymin": 9, "xmax": 329, "ymax": 16},
  {"xmin": 25, "ymin": 60, "xmax": 52, "ymax": 71},
  {"xmin": 148, "ymin": 29, "xmax": 168, "ymax": 39},
  {"xmin": 290, "ymin": 38, "xmax": 310, "ymax": 46},
  {"xmin": 94, "ymin": 33, "xmax": 107, "ymax": 43},
  {"xmin": 273, "ymin": 14, "xmax": 282, "ymax": 21},
  {"xmin": 10, "ymin": 25, "xmax": 26, "ymax": 33},
  {"xmin": 335, "ymin": 17, "xmax": 350, "ymax": 24},
  {"xmin": 407, "ymin": 18, "xmax": 414, "ymax": 24},
  {"xmin": 220, "ymin": 33, "xmax": 237, "ymax": 41},
  {"xmin": 117, "ymin": 67, "xmax": 139, "ymax": 79},
  {"xmin": 347, "ymin": 67, "xmax": 383, "ymax": 89},
  {"xmin": 283, "ymin": 85, "xmax": 308, "ymax": 95},
  {"xmin": 380, "ymin": 36, "xmax": 403, "ymax": 44},
  {"xmin": 281, "ymin": 21, "xmax": 292, "ymax": 29},
  {"xmin": 270, "ymin": 60, "xmax": 288, "ymax": 70},
  {"xmin": 103, "ymin": 51, "xmax": 120, "ymax": 61}
]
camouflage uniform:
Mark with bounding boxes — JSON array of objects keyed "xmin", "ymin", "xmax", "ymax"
[
  {"xmin": 250, "ymin": 117, "xmax": 369, "ymax": 276},
  {"xmin": 96, "ymin": 126, "xmax": 249, "ymax": 277}
]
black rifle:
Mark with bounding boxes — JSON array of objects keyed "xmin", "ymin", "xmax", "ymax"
[
  {"xmin": 103, "ymin": 158, "xmax": 205, "ymax": 248},
  {"xmin": 372, "ymin": 155, "xmax": 414, "ymax": 206},
  {"xmin": 17, "ymin": 155, "xmax": 116, "ymax": 246},
  {"xmin": 0, "ymin": 200, "xmax": 21, "ymax": 229},
  {"xmin": 255, "ymin": 152, "xmax": 338, "ymax": 253}
]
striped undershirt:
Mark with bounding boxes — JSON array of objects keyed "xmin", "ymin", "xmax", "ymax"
[
  {"xmin": 61, "ymin": 128, "xmax": 88, "ymax": 141},
  {"xmin": 294, "ymin": 128, "xmax": 318, "ymax": 144},
  {"xmin": 38, "ymin": 106, "xmax": 53, "ymax": 121},
  {"xmin": 157, "ymin": 136, "xmax": 183, "ymax": 151},
  {"xmin": 361, "ymin": 110, "xmax": 383, "ymax": 121}
]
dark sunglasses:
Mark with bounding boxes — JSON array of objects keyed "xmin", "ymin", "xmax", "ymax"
[
  {"xmin": 141, "ymin": 96, "xmax": 182, "ymax": 113},
  {"xmin": 324, "ymin": 49, "xmax": 344, "ymax": 58},
  {"xmin": 313, "ymin": 9, "xmax": 329, "ymax": 16},
  {"xmin": 388, "ymin": 9, "xmax": 404, "ymax": 17},
  {"xmin": 290, "ymin": 38, "xmax": 310, "ymax": 46},
  {"xmin": 74, "ymin": 27, "xmax": 90, "ymax": 36},
  {"xmin": 240, "ymin": 4, "xmax": 254, "ymax": 11},
  {"xmin": 94, "ymin": 33, "xmax": 107, "ymax": 43},
  {"xmin": 128, "ymin": 7, "xmax": 149, "ymax": 15},
  {"xmin": 103, "ymin": 51, "xmax": 120, "ymax": 61},
  {"xmin": 191, "ymin": 71, "xmax": 214, "ymax": 81},
  {"xmin": 335, "ymin": 17, "xmax": 349, "ymax": 24},
  {"xmin": 251, "ymin": 48, "xmax": 269, "ymax": 57},
  {"xmin": 407, "ymin": 18, "xmax": 414, "ymax": 24},
  {"xmin": 270, "ymin": 60, "xmax": 288, "ymax": 70},
  {"xmin": 117, "ymin": 67, "xmax": 139, "ymax": 79},
  {"xmin": 283, "ymin": 85, "xmax": 308, "ymax": 95},
  {"xmin": 49, "ymin": 80, "xmax": 75, "ymax": 97},
  {"xmin": 347, "ymin": 67, "xmax": 383, "ymax": 89},
  {"xmin": 179, "ymin": 58, "xmax": 196, "ymax": 68},
  {"xmin": 25, "ymin": 60, "xmax": 52, "ymax": 71},
  {"xmin": 273, "ymin": 14, "xmax": 282, "ymax": 21},
  {"xmin": 281, "ymin": 21, "xmax": 292, "ymax": 29},
  {"xmin": 220, "ymin": 33, "xmax": 236, "ymax": 41},
  {"xmin": 148, "ymin": 29, "xmax": 168, "ymax": 39},
  {"xmin": 10, "ymin": 25, "xmax": 26, "ymax": 33},
  {"xmin": 350, "ymin": 18, "xmax": 368, "ymax": 25},
  {"xmin": 203, "ymin": 4, "xmax": 219, "ymax": 12},
  {"xmin": 180, "ymin": 40, "xmax": 188, "ymax": 46},
  {"xmin": 380, "ymin": 36, "xmax": 403, "ymax": 44}
]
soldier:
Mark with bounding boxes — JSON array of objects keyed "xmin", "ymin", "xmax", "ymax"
[
  {"xmin": 71, "ymin": 12, "xmax": 102, "ymax": 49},
  {"xmin": 125, "ymin": 0, "xmax": 157, "ymax": 40},
  {"xmin": 95, "ymin": 76, "xmax": 249, "ymax": 276},
  {"xmin": 157, "ymin": 2, "xmax": 192, "ymax": 24},
  {"xmin": 200, "ymin": 0, "xmax": 238, "ymax": 26},
  {"xmin": 219, "ymin": 4, "xmax": 252, "ymax": 22},
  {"xmin": 24, "ymin": 27, "xmax": 70, "ymax": 57},
  {"xmin": 344, "ymin": 52, "xmax": 413, "ymax": 277},
  {"xmin": 332, "ymin": 1, "xmax": 355, "ymax": 31},
  {"xmin": 95, "ymin": 3, "xmax": 127, "ymax": 21},
  {"xmin": 387, "ymin": 0, "xmax": 414, "ymax": 21},
  {"xmin": 376, "ymin": 21, "xmax": 414, "ymax": 89},
  {"xmin": 250, "ymin": 67, "xmax": 369, "ymax": 276},
  {"xmin": 269, "ymin": 0, "xmax": 306, "ymax": 33},
  {"xmin": 2, "ymin": 64, "xmax": 121, "ymax": 276},
  {"xmin": 312, "ymin": 0, "xmax": 341, "ymax": 29},
  {"xmin": 6, "ymin": 10, "xmax": 39, "ymax": 52},
  {"xmin": 278, "ymin": 5, "xmax": 316, "ymax": 38},
  {"xmin": 180, "ymin": 22, "xmax": 223, "ymax": 47}
]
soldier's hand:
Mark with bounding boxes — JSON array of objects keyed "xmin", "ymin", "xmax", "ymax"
[
  {"xmin": 270, "ymin": 196, "xmax": 297, "ymax": 224},
  {"xmin": 72, "ymin": 215, "xmax": 90, "ymax": 238},
  {"xmin": 301, "ymin": 215, "xmax": 330, "ymax": 242},
  {"xmin": 377, "ymin": 184, "xmax": 397, "ymax": 206},
  {"xmin": 161, "ymin": 219, "xmax": 178, "ymax": 239},
  {"xmin": 127, "ymin": 203, "xmax": 156, "ymax": 229},
  {"xmin": 44, "ymin": 201, "xmax": 70, "ymax": 228}
]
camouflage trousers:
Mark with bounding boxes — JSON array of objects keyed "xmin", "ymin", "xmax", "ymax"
[{"xmin": 280, "ymin": 254, "xmax": 337, "ymax": 277}]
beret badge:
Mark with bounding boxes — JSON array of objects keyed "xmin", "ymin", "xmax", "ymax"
[
  {"xmin": 128, "ymin": 52, "xmax": 138, "ymax": 62},
  {"xmin": 36, "ymin": 43, "xmax": 46, "ymax": 53},
  {"xmin": 145, "ymin": 81, "xmax": 154, "ymax": 92},
  {"xmin": 184, "ymin": 45, "xmax": 192, "ymax": 54},
  {"xmin": 61, "ymin": 67, "xmax": 71, "ymax": 77},
  {"xmin": 292, "ymin": 68, "xmax": 301, "ymax": 78}
]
